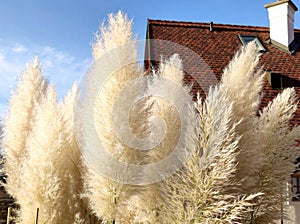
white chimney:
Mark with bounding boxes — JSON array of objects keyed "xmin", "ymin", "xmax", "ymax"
[{"xmin": 265, "ymin": 0, "xmax": 298, "ymax": 48}]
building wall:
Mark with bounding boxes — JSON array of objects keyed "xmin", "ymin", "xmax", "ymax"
[{"xmin": 285, "ymin": 202, "xmax": 300, "ymax": 224}]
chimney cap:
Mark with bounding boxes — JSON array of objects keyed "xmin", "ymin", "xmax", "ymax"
[{"xmin": 265, "ymin": 0, "xmax": 298, "ymax": 11}]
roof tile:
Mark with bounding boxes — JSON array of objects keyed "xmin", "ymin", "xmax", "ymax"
[{"xmin": 146, "ymin": 19, "xmax": 300, "ymax": 126}]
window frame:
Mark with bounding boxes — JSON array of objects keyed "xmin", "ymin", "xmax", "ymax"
[
  {"xmin": 291, "ymin": 173, "xmax": 300, "ymax": 201},
  {"xmin": 238, "ymin": 34, "xmax": 266, "ymax": 52}
]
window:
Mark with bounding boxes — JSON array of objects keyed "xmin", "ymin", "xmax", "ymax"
[
  {"xmin": 238, "ymin": 34, "xmax": 266, "ymax": 52},
  {"xmin": 291, "ymin": 174, "xmax": 300, "ymax": 201},
  {"xmin": 266, "ymin": 72, "xmax": 282, "ymax": 89}
]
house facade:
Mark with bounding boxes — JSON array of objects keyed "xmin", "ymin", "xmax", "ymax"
[{"xmin": 145, "ymin": 0, "xmax": 300, "ymax": 223}]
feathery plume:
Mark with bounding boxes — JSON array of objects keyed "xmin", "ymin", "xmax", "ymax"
[{"xmin": 3, "ymin": 57, "xmax": 48, "ymax": 216}]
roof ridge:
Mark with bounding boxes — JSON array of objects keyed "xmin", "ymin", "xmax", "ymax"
[{"xmin": 147, "ymin": 19, "xmax": 270, "ymax": 32}]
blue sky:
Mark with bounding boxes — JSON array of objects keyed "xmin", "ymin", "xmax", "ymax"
[{"xmin": 0, "ymin": 0, "xmax": 299, "ymax": 118}]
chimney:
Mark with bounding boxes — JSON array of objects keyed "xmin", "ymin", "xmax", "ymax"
[{"xmin": 265, "ymin": 0, "xmax": 298, "ymax": 48}]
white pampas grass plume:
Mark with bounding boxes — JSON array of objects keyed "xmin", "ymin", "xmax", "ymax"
[
  {"xmin": 159, "ymin": 41, "xmax": 300, "ymax": 223},
  {"xmin": 3, "ymin": 56, "xmax": 48, "ymax": 207},
  {"xmin": 220, "ymin": 42, "xmax": 265, "ymax": 183},
  {"xmin": 58, "ymin": 84, "xmax": 90, "ymax": 223},
  {"xmin": 129, "ymin": 54, "xmax": 196, "ymax": 223},
  {"xmin": 218, "ymin": 41, "xmax": 300, "ymax": 223},
  {"xmin": 247, "ymin": 88, "xmax": 300, "ymax": 223},
  {"xmin": 15, "ymin": 83, "xmax": 85, "ymax": 223},
  {"xmin": 81, "ymin": 11, "xmax": 145, "ymax": 223},
  {"xmin": 159, "ymin": 84, "xmax": 258, "ymax": 223},
  {"xmin": 92, "ymin": 11, "xmax": 134, "ymax": 61},
  {"xmin": 3, "ymin": 58, "xmax": 88, "ymax": 223}
]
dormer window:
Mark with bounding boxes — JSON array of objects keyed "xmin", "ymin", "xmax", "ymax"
[
  {"xmin": 239, "ymin": 34, "xmax": 266, "ymax": 52},
  {"xmin": 266, "ymin": 71, "xmax": 282, "ymax": 89}
]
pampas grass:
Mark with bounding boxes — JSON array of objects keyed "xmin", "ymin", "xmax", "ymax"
[
  {"xmin": 158, "ymin": 42, "xmax": 300, "ymax": 223},
  {"xmin": 3, "ymin": 59, "xmax": 87, "ymax": 223},
  {"xmin": 81, "ymin": 11, "xmax": 148, "ymax": 223},
  {"xmin": 219, "ymin": 42, "xmax": 300, "ymax": 223},
  {"xmin": 2, "ymin": 11, "xmax": 300, "ymax": 224},
  {"xmin": 246, "ymin": 88, "xmax": 300, "ymax": 223},
  {"xmin": 3, "ymin": 57, "xmax": 48, "ymax": 199},
  {"xmin": 159, "ymin": 81, "xmax": 259, "ymax": 223}
]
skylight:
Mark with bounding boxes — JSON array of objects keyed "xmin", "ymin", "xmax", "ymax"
[{"xmin": 238, "ymin": 34, "xmax": 266, "ymax": 52}]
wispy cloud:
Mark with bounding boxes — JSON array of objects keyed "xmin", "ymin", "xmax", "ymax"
[
  {"xmin": 12, "ymin": 44, "xmax": 28, "ymax": 53},
  {"xmin": 0, "ymin": 41, "xmax": 92, "ymax": 119},
  {"xmin": 38, "ymin": 45, "xmax": 91, "ymax": 98},
  {"xmin": 0, "ymin": 51, "xmax": 23, "ymax": 104}
]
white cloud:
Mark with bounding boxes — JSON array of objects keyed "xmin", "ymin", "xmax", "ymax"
[
  {"xmin": 0, "ymin": 52, "xmax": 22, "ymax": 99},
  {"xmin": 0, "ymin": 41, "xmax": 92, "ymax": 118},
  {"xmin": 38, "ymin": 46, "xmax": 91, "ymax": 98},
  {"xmin": 12, "ymin": 44, "xmax": 28, "ymax": 53}
]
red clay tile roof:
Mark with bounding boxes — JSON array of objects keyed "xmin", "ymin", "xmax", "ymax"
[{"xmin": 145, "ymin": 19, "xmax": 300, "ymax": 126}]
